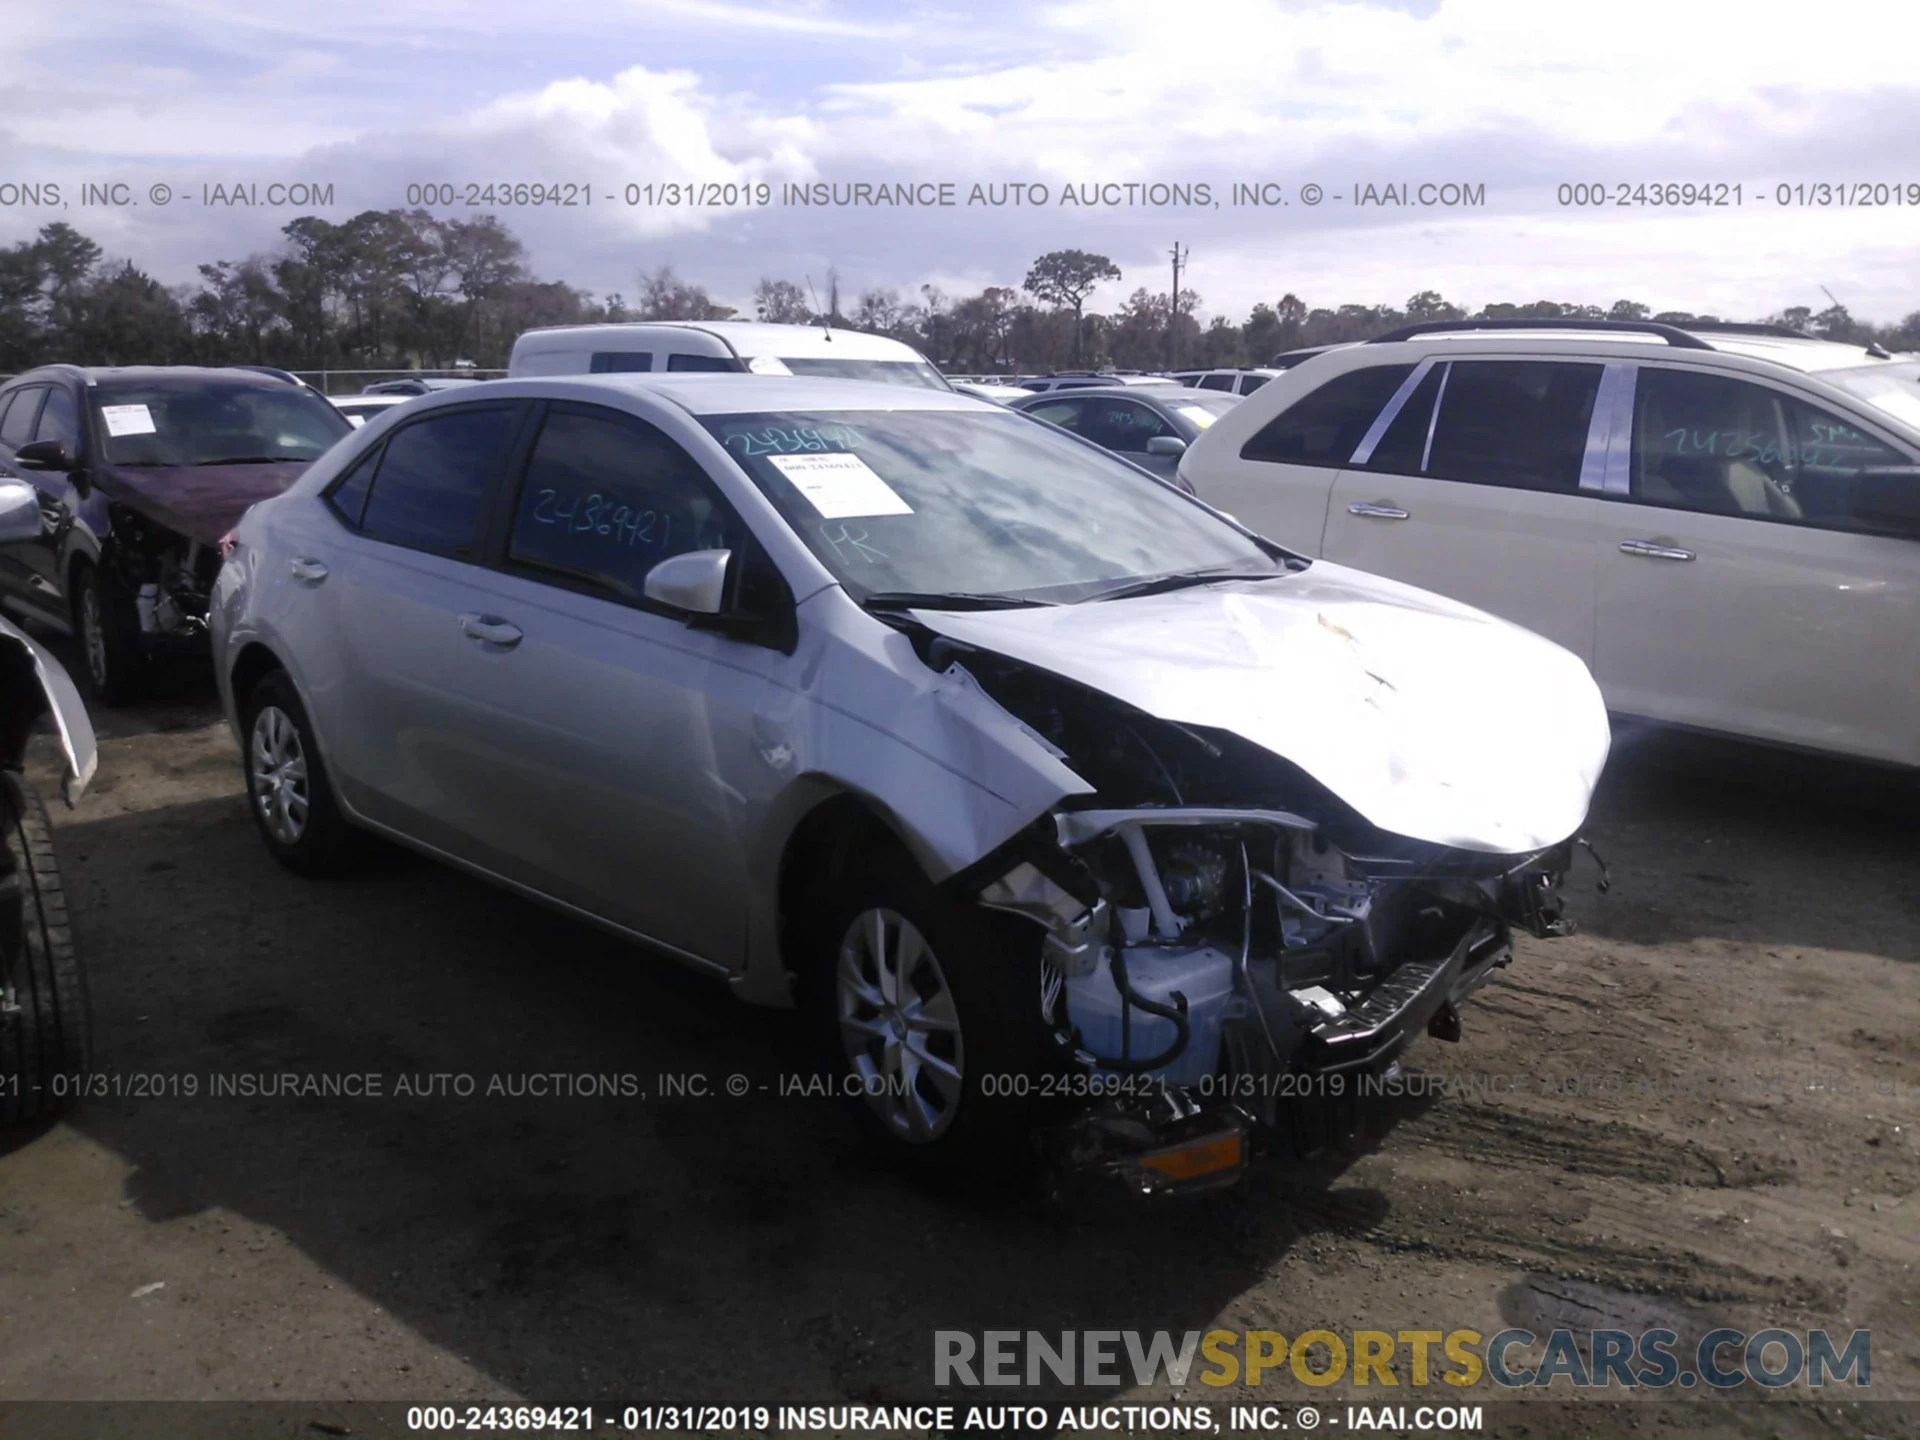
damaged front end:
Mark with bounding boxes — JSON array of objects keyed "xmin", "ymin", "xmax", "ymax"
[
  {"xmin": 935, "ymin": 640, "xmax": 1589, "ymax": 1196},
  {"xmin": 107, "ymin": 505, "xmax": 220, "ymax": 647}
]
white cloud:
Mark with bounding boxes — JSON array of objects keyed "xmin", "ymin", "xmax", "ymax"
[{"xmin": 4, "ymin": 0, "xmax": 1918, "ymax": 322}]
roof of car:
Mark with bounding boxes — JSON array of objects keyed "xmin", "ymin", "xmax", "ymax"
[
  {"xmin": 512, "ymin": 319, "xmax": 932, "ymax": 363},
  {"xmin": 1371, "ymin": 321, "xmax": 1902, "ymax": 375},
  {"xmin": 11, "ymin": 364, "xmax": 309, "ymax": 388},
  {"xmin": 476, "ymin": 373, "xmax": 996, "ymax": 417}
]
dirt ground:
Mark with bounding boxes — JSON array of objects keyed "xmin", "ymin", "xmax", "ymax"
[{"xmin": 0, "ymin": 658, "xmax": 1915, "ymax": 1436}]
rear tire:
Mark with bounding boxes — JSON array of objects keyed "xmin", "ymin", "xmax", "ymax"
[
  {"xmin": 72, "ymin": 564, "xmax": 148, "ymax": 708},
  {"xmin": 242, "ymin": 670, "xmax": 364, "ymax": 876},
  {"xmin": 0, "ymin": 771, "xmax": 89, "ymax": 1128},
  {"xmin": 803, "ymin": 846, "xmax": 1062, "ymax": 1173}
]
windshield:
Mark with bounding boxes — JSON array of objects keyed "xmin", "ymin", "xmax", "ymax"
[
  {"xmin": 773, "ymin": 357, "xmax": 951, "ymax": 391},
  {"xmin": 704, "ymin": 409, "xmax": 1281, "ymax": 604},
  {"xmin": 1825, "ymin": 363, "xmax": 1920, "ymax": 434},
  {"xmin": 92, "ymin": 381, "xmax": 352, "ymax": 466}
]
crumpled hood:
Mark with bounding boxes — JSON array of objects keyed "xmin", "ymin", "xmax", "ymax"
[
  {"xmin": 911, "ymin": 561, "xmax": 1611, "ymax": 855},
  {"xmin": 96, "ymin": 461, "xmax": 311, "ymax": 548}
]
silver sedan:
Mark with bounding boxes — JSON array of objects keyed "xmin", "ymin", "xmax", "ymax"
[{"xmin": 211, "ymin": 375, "xmax": 1608, "ymax": 1188}]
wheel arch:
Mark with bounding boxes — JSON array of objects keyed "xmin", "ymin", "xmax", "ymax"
[{"xmin": 228, "ymin": 641, "xmax": 289, "ymax": 720}]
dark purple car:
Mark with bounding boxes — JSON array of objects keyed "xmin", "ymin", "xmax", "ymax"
[{"xmin": 0, "ymin": 366, "xmax": 352, "ymax": 702}]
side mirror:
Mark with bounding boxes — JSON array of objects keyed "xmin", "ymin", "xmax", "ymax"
[
  {"xmin": 0, "ymin": 479, "xmax": 41, "ymax": 542},
  {"xmin": 13, "ymin": 439, "xmax": 72, "ymax": 472},
  {"xmin": 1146, "ymin": 435, "xmax": 1188, "ymax": 458},
  {"xmin": 1851, "ymin": 466, "xmax": 1920, "ymax": 539},
  {"xmin": 643, "ymin": 548, "xmax": 731, "ymax": 615}
]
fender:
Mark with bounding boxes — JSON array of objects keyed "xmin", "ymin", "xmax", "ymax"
[{"xmin": 0, "ymin": 615, "xmax": 96, "ymax": 804}]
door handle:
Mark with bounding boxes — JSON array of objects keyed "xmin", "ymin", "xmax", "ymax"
[
  {"xmin": 1618, "ymin": 539, "xmax": 1696, "ymax": 562},
  {"xmin": 458, "ymin": 613, "xmax": 523, "ymax": 648},
  {"xmin": 289, "ymin": 557, "xmax": 329, "ymax": 582},
  {"xmin": 1348, "ymin": 501, "xmax": 1410, "ymax": 520}
]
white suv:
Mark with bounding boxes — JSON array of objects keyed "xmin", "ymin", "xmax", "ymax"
[{"xmin": 1178, "ymin": 320, "xmax": 1920, "ymax": 768}]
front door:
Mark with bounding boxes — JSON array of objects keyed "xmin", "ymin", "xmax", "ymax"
[{"xmin": 1592, "ymin": 364, "xmax": 1920, "ymax": 765}]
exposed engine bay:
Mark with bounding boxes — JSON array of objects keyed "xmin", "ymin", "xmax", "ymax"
[
  {"xmin": 106, "ymin": 505, "xmax": 218, "ymax": 642},
  {"xmin": 925, "ymin": 635, "xmax": 1589, "ymax": 1193}
]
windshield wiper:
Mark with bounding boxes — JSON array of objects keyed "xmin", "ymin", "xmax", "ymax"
[
  {"xmin": 203, "ymin": 455, "xmax": 309, "ymax": 465},
  {"xmin": 1087, "ymin": 566, "xmax": 1288, "ymax": 603},
  {"xmin": 858, "ymin": 590, "xmax": 1055, "ymax": 612}
]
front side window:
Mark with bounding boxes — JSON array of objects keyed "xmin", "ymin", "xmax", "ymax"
[
  {"xmin": 704, "ymin": 408, "xmax": 1280, "ymax": 604},
  {"xmin": 0, "ymin": 388, "xmax": 45, "ymax": 449},
  {"xmin": 1241, "ymin": 364, "xmax": 1413, "ymax": 465},
  {"xmin": 1025, "ymin": 399, "xmax": 1090, "ymax": 432},
  {"xmin": 589, "ymin": 352, "xmax": 653, "ymax": 374},
  {"xmin": 34, "ymin": 386, "xmax": 81, "ymax": 454},
  {"xmin": 357, "ymin": 405, "xmax": 518, "ymax": 558},
  {"xmin": 88, "ymin": 381, "xmax": 350, "ymax": 467},
  {"xmin": 1633, "ymin": 368, "xmax": 1908, "ymax": 531},
  {"xmin": 506, "ymin": 406, "xmax": 739, "ymax": 601},
  {"xmin": 1198, "ymin": 374, "xmax": 1235, "ymax": 392},
  {"xmin": 1425, "ymin": 361, "xmax": 1603, "ymax": 492},
  {"xmin": 1078, "ymin": 399, "xmax": 1173, "ymax": 454}
]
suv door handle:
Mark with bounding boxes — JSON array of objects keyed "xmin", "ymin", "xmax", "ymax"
[
  {"xmin": 1348, "ymin": 501, "xmax": 1410, "ymax": 520},
  {"xmin": 1619, "ymin": 539, "xmax": 1696, "ymax": 562},
  {"xmin": 289, "ymin": 557, "xmax": 329, "ymax": 582},
  {"xmin": 458, "ymin": 613, "xmax": 523, "ymax": 648}
]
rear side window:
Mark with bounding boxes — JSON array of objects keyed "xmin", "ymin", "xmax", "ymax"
[
  {"xmin": 506, "ymin": 405, "xmax": 739, "ymax": 602},
  {"xmin": 0, "ymin": 387, "xmax": 45, "ymax": 449},
  {"xmin": 1425, "ymin": 361, "xmax": 1602, "ymax": 492},
  {"xmin": 666, "ymin": 353, "xmax": 737, "ymax": 373},
  {"xmin": 1198, "ymin": 374, "xmax": 1235, "ymax": 392},
  {"xmin": 589, "ymin": 352, "xmax": 653, "ymax": 374},
  {"xmin": 1240, "ymin": 364, "xmax": 1413, "ymax": 465},
  {"xmin": 325, "ymin": 444, "xmax": 382, "ymax": 528},
  {"xmin": 358, "ymin": 406, "xmax": 518, "ymax": 558},
  {"xmin": 1239, "ymin": 374, "xmax": 1271, "ymax": 394}
]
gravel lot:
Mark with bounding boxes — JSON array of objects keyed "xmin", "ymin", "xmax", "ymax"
[{"xmin": 0, "ymin": 659, "xmax": 1915, "ymax": 1434}]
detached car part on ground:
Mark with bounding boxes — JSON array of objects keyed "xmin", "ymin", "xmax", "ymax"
[
  {"xmin": 0, "ymin": 479, "xmax": 97, "ymax": 1128},
  {"xmin": 0, "ymin": 366, "xmax": 352, "ymax": 704},
  {"xmin": 210, "ymin": 375, "xmax": 1609, "ymax": 1193}
]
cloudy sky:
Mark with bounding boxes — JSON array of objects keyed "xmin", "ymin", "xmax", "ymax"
[{"xmin": 9, "ymin": 0, "xmax": 1920, "ymax": 324}]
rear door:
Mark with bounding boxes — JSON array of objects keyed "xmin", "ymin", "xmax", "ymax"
[
  {"xmin": 1592, "ymin": 365, "xmax": 1920, "ymax": 763},
  {"xmin": 1193, "ymin": 362, "xmax": 1414, "ymax": 556},
  {"xmin": 1321, "ymin": 358, "xmax": 1615, "ymax": 664},
  {"xmin": 298, "ymin": 401, "xmax": 534, "ymax": 869}
]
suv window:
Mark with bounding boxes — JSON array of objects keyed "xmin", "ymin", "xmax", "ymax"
[
  {"xmin": 666, "ymin": 353, "xmax": 736, "ymax": 373},
  {"xmin": 1633, "ymin": 368, "xmax": 1907, "ymax": 532},
  {"xmin": 1026, "ymin": 399, "xmax": 1089, "ymax": 432},
  {"xmin": 34, "ymin": 385, "xmax": 81, "ymax": 454},
  {"xmin": 358, "ymin": 405, "xmax": 518, "ymax": 557},
  {"xmin": 589, "ymin": 352, "xmax": 653, "ymax": 374},
  {"xmin": 1241, "ymin": 364, "xmax": 1413, "ymax": 465},
  {"xmin": 1239, "ymin": 374, "xmax": 1271, "ymax": 394},
  {"xmin": 1425, "ymin": 361, "xmax": 1603, "ymax": 492},
  {"xmin": 0, "ymin": 387, "xmax": 45, "ymax": 449},
  {"xmin": 506, "ymin": 405, "xmax": 739, "ymax": 602},
  {"xmin": 1198, "ymin": 374, "xmax": 1235, "ymax": 392}
]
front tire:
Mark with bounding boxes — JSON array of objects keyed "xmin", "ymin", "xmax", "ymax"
[
  {"xmin": 73, "ymin": 565, "xmax": 147, "ymax": 707},
  {"xmin": 806, "ymin": 848, "xmax": 1061, "ymax": 1171},
  {"xmin": 242, "ymin": 670, "xmax": 363, "ymax": 876},
  {"xmin": 0, "ymin": 771, "xmax": 90, "ymax": 1128}
]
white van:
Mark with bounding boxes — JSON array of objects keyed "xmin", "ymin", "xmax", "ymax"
[{"xmin": 507, "ymin": 320, "xmax": 951, "ymax": 390}]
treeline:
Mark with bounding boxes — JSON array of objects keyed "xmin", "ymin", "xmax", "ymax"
[{"xmin": 3, "ymin": 211, "xmax": 1917, "ymax": 376}]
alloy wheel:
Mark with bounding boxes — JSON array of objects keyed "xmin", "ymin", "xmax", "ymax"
[
  {"xmin": 250, "ymin": 705, "xmax": 310, "ymax": 846},
  {"xmin": 836, "ymin": 907, "xmax": 966, "ymax": 1143}
]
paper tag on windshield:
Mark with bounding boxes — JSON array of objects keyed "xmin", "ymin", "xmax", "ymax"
[
  {"xmin": 101, "ymin": 404, "xmax": 157, "ymax": 437},
  {"xmin": 767, "ymin": 452, "xmax": 913, "ymax": 518}
]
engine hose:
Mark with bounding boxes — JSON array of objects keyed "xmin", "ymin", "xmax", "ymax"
[{"xmin": 1083, "ymin": 945, "xmax": 1190, "ymax": 1074}]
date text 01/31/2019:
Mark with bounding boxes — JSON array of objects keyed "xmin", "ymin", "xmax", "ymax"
[{"xmin": 1557, "ymin": 181, "xmax": 1920, "ymax": 207}]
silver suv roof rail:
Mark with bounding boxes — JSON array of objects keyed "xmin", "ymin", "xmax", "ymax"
[{"xmin": 1366, "ymin": 318, "xmax": 1714, "ymax": 350}]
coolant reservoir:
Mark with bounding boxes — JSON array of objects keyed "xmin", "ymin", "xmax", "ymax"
[{"xmin": 1065, "ymin": 946, "xmax": 1237, "ymax": 1089}]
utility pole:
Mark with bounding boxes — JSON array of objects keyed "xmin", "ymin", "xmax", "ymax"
[{"xmin": 1168, "ymin": 241, "xmax": 1188, "ymax": 370}]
